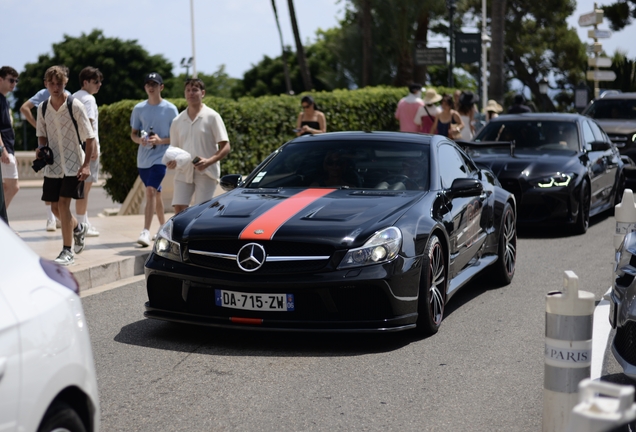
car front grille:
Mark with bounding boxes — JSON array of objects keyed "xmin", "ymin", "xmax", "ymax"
[
  {"xmin": 147, "ymin": 274, "xmax": 394, "ymax": 321},
  {"xmin": 186, "ymin": 239, "xmax": 335, "ymax": 274},
  {"xmin": 615, "ymin": 320, "xmax": 636, "ymax": 366},
  {"xmin": 608, "ymin": 134, "xmax": 633, "ymax": 149}
]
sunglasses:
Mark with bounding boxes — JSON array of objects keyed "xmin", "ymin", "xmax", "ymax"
[{"xmin": 8, "ymin": 78, "xmax": 18, "ymax": 84}]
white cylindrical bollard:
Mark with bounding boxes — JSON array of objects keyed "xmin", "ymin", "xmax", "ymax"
[
  {"xmin": 566, "ymin": 378, "xmax": 636, "ymax": 432},
  {"xmin": 614, "ymin": 189, "xmax": 636, "ymax": 251},
  {"xmin": 543, "ymin": 271, "xmax": 596, "ymax": 432}
]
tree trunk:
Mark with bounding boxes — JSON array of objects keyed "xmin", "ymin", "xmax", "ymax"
[
  {"xmin": 489, "ymin": 0, "xmax": 507, "ymax": 104},
  {"xmin": 414, "ymin": 9, "xmax": 429, "ymax": 85},
  {"xmin": 361, "ymin": 0, "xmax": 373, "ymax": 87},
  {"xmin": 271, "ymin": 0, "xmax": 293, "ymax": 94},
  {"xmin": 287, "ymin": 0, "xmax": 314, "ymax": 91},
  {"xmin": 394, "ymin": 2, "xmax": 414, "ymax": 86}
]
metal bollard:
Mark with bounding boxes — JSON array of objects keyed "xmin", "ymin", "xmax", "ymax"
[
  {"xmin": 566, "ymin": 378, "xmax": 636, "ymax": 432},
  {"xmin": 543, "ymin": 271, "xmax": 596, "ymax": 432},
  {"xmin": 614, "ymin": 189, "xmax": 636, "ymax": 252}
]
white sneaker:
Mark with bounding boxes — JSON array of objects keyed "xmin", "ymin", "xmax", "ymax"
[
  {"xmin": 137, "ymin": 230, "xmax": 151, "ymax": 247},
  {"xmin": 73, "ymin": 223, "xmax": 88, "ymax": 255},
  {"xmin": 54, "ymin": 249, "xmax": 74, "ymax": 266},
  {"xmin": 46, "ymin": 219, "xmax": 56, "ymax": 232},
  {"xmin": 86, "ymin": 225, "xmax": 100, "ymax": 237}
]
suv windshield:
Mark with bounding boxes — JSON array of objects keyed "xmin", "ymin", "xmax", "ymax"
[
  {"xmin": 474, "ymin": 120, "xmax": 579, "ymax": 151},
  {"xmin": 585, "ymin": 99, "xmax": 636, "ymax": 120}
]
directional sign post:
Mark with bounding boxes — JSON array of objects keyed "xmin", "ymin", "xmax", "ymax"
[
  {"xmin": 587, "ymin": 29, "xmax": 612, "ymax": 39},
  {"xmin": 580, "ymin": 7, "xmax": 613, "ymax": 98},
  {"xmin": 588, "ymin": 57, "xmax": 612, "ymax": 68},
  {"xmin": 586, "ymin": 70, "xmax": 617, "ymax": 81},
  {"xmin": 578, "ymin": 10, "xmax": 604, "ymax": 27}
]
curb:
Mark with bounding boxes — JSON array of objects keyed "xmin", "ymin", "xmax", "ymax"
[{"xmin": 72, "ymin": 252, "xmax": 150, "ymax": 291}]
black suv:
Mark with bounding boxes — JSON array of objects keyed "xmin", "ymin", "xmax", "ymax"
[{"xmin": 583, "ymin": 92, "xmax": 636, "ymax": 160}]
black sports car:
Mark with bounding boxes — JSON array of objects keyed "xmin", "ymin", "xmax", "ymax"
[
  {"xmin": 459, "ymin": 113, "xmax": 626, "ymax": 234},
  {"xmin": 144, "ymin": 132, "xmax": 517, "ymax": 334}
]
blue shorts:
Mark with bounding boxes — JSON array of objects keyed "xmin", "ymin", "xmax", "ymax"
[{"xmin": 138, "ymin": 165, "xmax": 166, "ymax": 192}]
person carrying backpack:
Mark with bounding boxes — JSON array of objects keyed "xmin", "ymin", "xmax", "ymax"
[{"xmin": 36, "ymin": 65, "xmax": 96, "ymax": 265}]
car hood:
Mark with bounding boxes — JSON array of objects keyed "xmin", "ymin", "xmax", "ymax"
[
  {"xmin": 471, "ymin": 150, "xmax": 580, "ymax": 179},
  {"xmin": 594, "ymin": 119, "xmax": 636, "ymax": 134},
  {"xmin": 172, "ymin": 188, "xmax": 426, "ymax": 248}
]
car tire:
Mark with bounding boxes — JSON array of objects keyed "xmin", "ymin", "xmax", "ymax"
[
  {"xmin": 489, "ymin": 202, "xmax": 517, "ymax": 286},
  {"xmin": 416, "ymin": 234, "xmax": 447, "ymax": 336},
  {"xmin": 37, "ymin": 401, "xmax": 87, "ymax": 432},
  {"xmin": 573, "ymin": 179, "xmax": 590, "ymax": 235}
]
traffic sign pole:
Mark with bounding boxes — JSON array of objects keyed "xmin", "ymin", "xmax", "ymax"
[{"xmin": 579, "ymin": 3, "xmax": 614, "ymax": 99}]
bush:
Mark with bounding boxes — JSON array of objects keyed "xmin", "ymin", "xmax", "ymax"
[{"xmin": 99, "ymin": 86, "xmax": 453, "ymax": 203}]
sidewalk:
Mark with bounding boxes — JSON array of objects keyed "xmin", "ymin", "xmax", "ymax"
[{"xmin": 12, "ymin": 213, "xmax": 164, "ymax": 293}]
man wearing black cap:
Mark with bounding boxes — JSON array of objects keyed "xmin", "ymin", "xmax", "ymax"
[{"xmin": 129, "ymin": 72, "xmax": 178, "ymax": 247}]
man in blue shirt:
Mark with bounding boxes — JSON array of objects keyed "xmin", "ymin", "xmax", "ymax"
[{"xmin": 129, "ymin": 72, "xmax": 178, "ymax": 247}]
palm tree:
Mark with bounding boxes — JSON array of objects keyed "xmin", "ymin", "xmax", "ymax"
[
  {"xmin": 489, "ymin": 0, "xmax": 507, "ymax": 104},
  {"xmin": 361, "ymin": 0, "xmax": 373, "ymax": 87},
  {"xmin": 271, "ymin": 0, "xmax": 293, "ymax": 94},
  {"xmin": 287, "ymin": 0, "xmax": 314, "ymax": 91}
]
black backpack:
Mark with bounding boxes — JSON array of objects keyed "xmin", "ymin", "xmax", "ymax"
[{"xmin": 41, "ymin": 95, "xmax": 85, "ymax": 150}]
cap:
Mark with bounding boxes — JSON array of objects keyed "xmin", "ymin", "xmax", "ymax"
[{"xmin": 144, "ymin": 72, "xmax": 163, "ymax": 85}]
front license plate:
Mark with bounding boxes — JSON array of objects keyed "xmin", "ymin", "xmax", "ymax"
[{"xmin": 215, "ymin": 289, "xmax": 295, "ymax": 311}]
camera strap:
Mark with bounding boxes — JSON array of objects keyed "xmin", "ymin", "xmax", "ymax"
[{"xmin": 41, "ymin": 95, "xmax": 85, "ymax": 151}]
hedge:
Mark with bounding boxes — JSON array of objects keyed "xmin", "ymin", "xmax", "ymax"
[{"xmin": 99, "ymin": 86, "xmax": 455, "ymax": 203}]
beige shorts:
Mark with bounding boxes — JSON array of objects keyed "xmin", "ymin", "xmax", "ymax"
[
  {"xmin": 1, "ymin": 153, "xmax": 18, "ymax": 180},
  {"xmin": 172, "ymin": 173, "xmax": 218, "ymax": 207}
]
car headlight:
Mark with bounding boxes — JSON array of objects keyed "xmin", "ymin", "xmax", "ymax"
[
  {"xmin": 338, "ymin": 227, "xmax": 402, "ymax": 269},
  {"xmin": 532, "ymin": 173, "xmax": 573, "ymax": 188},
  {"xmin": 153, "ymin": 219, "xmax": 182, "ymax": 262}
]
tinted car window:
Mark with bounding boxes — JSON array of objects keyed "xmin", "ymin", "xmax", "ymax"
[
  {"xmin": 585, "ymin": 99, "xmax": 636, "ymax": 120},
  {"xmin": 245, "ymin": 140, "xmax": 430, "ymax": 190},
  {"xmin": 588, "ymin": 120, "xmax": 608, "ymax": 142},
  {"xmin": 475, "ymin": 120, "xmax": 579, "ymax": 151},
  {"xmin": 439, "ymin": 144, "xmax": 469, "ymax": 189},
  {"xmin": 582, "ymin": 121, "xmax": 596, "ymax": 148}
]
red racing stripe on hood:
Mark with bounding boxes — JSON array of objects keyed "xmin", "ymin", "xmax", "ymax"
[{"xmin": 239, "ymin": 188, "xmax": 336, "ymax": 240}]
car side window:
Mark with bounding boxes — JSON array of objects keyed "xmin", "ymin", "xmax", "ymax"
[
  {"xmin": 439, "ymin": 144, "xmax": 469, "ymax": 189},
  {"xmin": 582, "ymin": 122, "xmax": 596, "ymax": 150},
  {"xmin": 588, "ymin": 121, "xmax": 605, "ymax": 142}
]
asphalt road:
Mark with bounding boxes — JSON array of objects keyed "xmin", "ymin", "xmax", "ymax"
[{"xmin": 81, "ymin": 212, "xmax": 623, "ymax": 431}]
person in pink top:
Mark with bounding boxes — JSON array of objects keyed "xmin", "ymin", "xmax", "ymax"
[{"xmin": 395, "ymin": 83, "xmax": 424, "ymax": 132}]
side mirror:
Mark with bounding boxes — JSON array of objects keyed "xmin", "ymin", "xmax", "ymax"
[
  {"xmin": 220, "ymin": 174, "xmax": 243, "ymax": 191},
  {"xmin": 448, "ymin": 178, "xmax": 483, "ymax": 198},
  {"xmin": 589, "ymin": 140, "xmax": 611, "ymax": 151}
]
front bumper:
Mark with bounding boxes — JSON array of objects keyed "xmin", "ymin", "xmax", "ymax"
[
  {"xmin": 144, "ymin": 253, "xmax": 422, "ymax": 333},
  {"xmin": 498, "ymin": 179, "xmax": 575, "ymax": 225}
]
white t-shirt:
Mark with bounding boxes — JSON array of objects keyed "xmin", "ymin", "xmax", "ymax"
[
  {"xmin": 169, "ymin": 104, "xmax": 229, "ymax": 183},
  {"xmin": 36, "ymin": 97, "xmax": 95, "ymax": 178},
  {"xmin": 73, "ymin": 89, "xmax": 99, "ymax": 154}
]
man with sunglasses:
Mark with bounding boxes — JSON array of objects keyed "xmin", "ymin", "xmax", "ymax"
[
  {"xmin": 130, "ymin": 72, "xmax": 178, "ymax": 247},
  {"xmin": 0, "ymin": 66, "xmax": 20, "ymax": 211}
]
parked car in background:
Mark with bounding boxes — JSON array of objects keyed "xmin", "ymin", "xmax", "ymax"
[
  {"xmin": 0, "ymin": 222, "xmax": 100, "ymax": 432},
  {"xmin": 144, "ymin": 132, "xmax": 517, "ymax": 335},
  {"xmin": 582, "ymin": 92, "xmax": 636, "ymax": 161},
  {"xmin": 458, "ymin": 113, "xmax": 626, "ymax": 234}
]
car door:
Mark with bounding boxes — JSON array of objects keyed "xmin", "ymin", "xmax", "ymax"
[
  {"xmin": 589, "ymin": 120, "xmax": 620, "ymax": 203},
  {"xmin": 581, "ymin": 120, "xmax": 609, "ymax": 209},
  {"xmin": 438, "ymin": 143, "xmax": 488, "ymax": 277},
  {"xmin": 0, "ymin": 291, "xmax": 20, "ymax": 432}
]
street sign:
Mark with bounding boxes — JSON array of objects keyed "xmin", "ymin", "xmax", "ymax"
[
  {"xmin": 586, "ymin": 70, "xmax": 617, "ymax": 81},
  {"xmin": 455, "ymin": 33, "xmax": 481, "ymax": 64},
  {"xmin": 414, "ymin": 46, "xmax": 447, "ymax": 66},
  {"xmin": 586, "ymin": 42, "xmax": 603, "ymax": 53},
  {"xmin": 588, "ymin": 57, "xmax": 612, "ymax": 67},
  {"xmin": 588, "ymin": 29, "xmax": 612, "ymax": 39},
  {"xmin": 578, "ymin": 9, "xmax": 604, "ymax": 26}
]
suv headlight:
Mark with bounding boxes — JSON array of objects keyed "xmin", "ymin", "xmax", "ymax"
[
  {"xmin": 338, "ymin": 227, "xmax": 402, "ymax": 269},
  {"xmin": 532, "ymin": 173, "xmax": 573, "ymax": 188},
  {"xmin": 153, "ymin": 219, "xmax": 182, "ymax": 262}
]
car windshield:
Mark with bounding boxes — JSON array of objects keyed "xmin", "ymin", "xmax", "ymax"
[
  {"xmin": 474, "ymin": 120, "xmax": 579, "ymax": 152},
  {"xmin": 244, "ymin": 140, "xmax": 430, "ymax": 191},
  {"xmin": 585, "ymin": 99, "xmax": 636, "ymax": 120}
]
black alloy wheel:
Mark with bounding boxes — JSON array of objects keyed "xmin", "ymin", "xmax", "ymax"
[
  {"xmin": 489, "ymin": 202, "xmax": 517, "ymax": 286},
  {"xmin": 37, "ymin": 401, "xmax": 87, "ymax": 432},
  {"xmin": 573, "ymin": 179, "xmax": 591, "ymax": 235},
  {"xmin": 417, "ymin": 234, "xmax": 447, "ymax": 335}
]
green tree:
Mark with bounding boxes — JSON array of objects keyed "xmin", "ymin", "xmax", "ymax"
[
  {"xmin": 16, "ymin": 30, "xmax": 173, "ymax": 106},
  {"xmin": 601, "ymin": 0, "xmax": 636, "ymax": 31},
  {"xmin": 608, "ymin": 51, "xmax": 636, "ymax": 92}
]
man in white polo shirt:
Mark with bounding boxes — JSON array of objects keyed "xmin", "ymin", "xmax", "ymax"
[{"xmin": 167, "ymin": 78, "xmax": 231, "ymax": 213}]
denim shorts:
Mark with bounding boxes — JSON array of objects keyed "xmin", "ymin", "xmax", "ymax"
[{"xmin": 138, "ymin": 164, "xmax": 167, "ymax": 192}]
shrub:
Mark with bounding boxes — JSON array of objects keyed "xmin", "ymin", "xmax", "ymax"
[{"xmin": 99, "ymin": 86, "xmax": 452, "ymax": 203}]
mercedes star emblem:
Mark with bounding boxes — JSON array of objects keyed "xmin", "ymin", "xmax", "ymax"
[
  {"xmin": 237, "ymin": 243, "xmax": 266, "ymax": 272},
  {"xmin": 254, "ymin": 229, "xmax": 264, "ymax": 235}
]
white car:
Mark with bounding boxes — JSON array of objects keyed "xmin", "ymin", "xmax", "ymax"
[{"xmin": 0, "ymin": 222, "xmax": 100, "ymax": 432}]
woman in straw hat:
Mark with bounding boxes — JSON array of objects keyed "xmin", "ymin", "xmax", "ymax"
[
  {"xmin": 414, "ymin": 88, "xmax": 442, "ymax": 133},
  {"xmin": 485, "ymin": 99, "xmax": 503, "ymax": 123}
]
